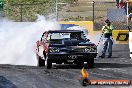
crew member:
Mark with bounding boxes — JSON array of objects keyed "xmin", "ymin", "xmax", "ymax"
[{"xmin": 100, "ymin": 19, "xmax": 114, "ymax": 58}]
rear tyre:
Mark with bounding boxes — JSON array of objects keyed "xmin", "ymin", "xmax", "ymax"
[
  {"xmin": 37, "ymin": 55, "xmax": 45, "ymax": 67},
  {"xmin": 77, "ymin": 61, "xmax": 84, "ymax": 68},
  {"xmin": 87, "ymin": 58, "xmax": 94, "ymax": 68},
  {"xmin": 47, "ymin": 59, "xmax": 52, "ymax": 69}
]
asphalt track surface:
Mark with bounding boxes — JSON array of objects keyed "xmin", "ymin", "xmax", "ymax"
[{"xmin": 0, "ymin": 44, "xmax": 132, "ymax": 88}]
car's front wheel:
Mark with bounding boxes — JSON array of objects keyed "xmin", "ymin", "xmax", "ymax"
[
  {"xmin": 47, "ymin": 59, "xmax": 52, "ymax": 69},
  {"xmin": 76, "ymin": 60, "xmax": 84, "ymax": 68}
]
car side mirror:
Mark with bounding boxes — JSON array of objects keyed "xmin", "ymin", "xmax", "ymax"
[
  {"xmin": 40, "ymin": 38, "xmax": 42, "ymax": 41},
  {"xmin": 86, "ymin": 39, "xmax": 90, "ymax": 41}
]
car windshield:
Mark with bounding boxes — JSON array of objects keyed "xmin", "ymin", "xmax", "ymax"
[{"xmin": 47, "ymin": 32, "xmax": 86, "ymax": 41}]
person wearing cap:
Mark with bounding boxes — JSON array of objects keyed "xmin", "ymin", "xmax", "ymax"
[{"xmin": 99, "ymin": 19, "xmax": 114, "ymax": 58}]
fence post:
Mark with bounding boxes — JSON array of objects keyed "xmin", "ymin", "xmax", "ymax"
[
  {"xmin": 126, "ymin": 0, "xmax": 130, "ymax": 31},
  {"xmin": 56, "ymin": 0, "xmax": 58, "ymax": 21},
  {"xmin": 20, "ymin": 4, "xmax": 23, "ymax": 22},
  {"xmin": 93, "ymin": 1, "xmax": 95, "ymax": 30}
]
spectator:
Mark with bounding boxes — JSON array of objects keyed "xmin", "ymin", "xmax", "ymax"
[
  {"xmin": 117, "ymin": 0, "xmax": 127, "ymax": 14},
  {"xmin": 118, "ymin": 0, "xmax": 126, "ymax": 9},
  {"xmin": 116, "ymin": 0, "xmax": 120, "ymax": 8},
  {"xmin": 73, "ymin": 0, "xmax": 78, "ymax": 4},
  {"xmin": 129, "ymin": 13, "xmax": 132, "ymax": 22},
  {"xmin": 99, "ymin": 19, "xmax": 114, "ymax": 58}
]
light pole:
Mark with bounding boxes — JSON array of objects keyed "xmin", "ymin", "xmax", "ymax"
[
  {"xmin": 55, "ymin": 0, "xmax": 67, "ymax": 21},
  {"xmin": 126, "ymin": 0, "xmax": 130, "ymax": 31},
  {"xmin": 55, "ymin": 0, "xmax": 58, "ymax": 21},
  {"xmin": 0, "ymin": 0, "xmax": 4, "ymax": 17}
]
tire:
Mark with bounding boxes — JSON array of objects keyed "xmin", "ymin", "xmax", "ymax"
[
  {"xmin": 47, "ymin": 59, "xmax": 52, "ymax": 69},
  {"xmin": 43, "ymin": 51, "xmax": 46, "ymax": 60},
  {"xmin": 37, "ymin": 55, "xmax": 45, "ymax": 67},
  {"xmin": 77, "ymin": 61, "xmax": 84, "ymax": 68},
  {"xmin": 87, "ymin": 58, "xmax": 94, "ymax": 68}
]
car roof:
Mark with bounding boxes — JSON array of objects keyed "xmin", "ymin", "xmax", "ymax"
[{"xmin": 48, "ymin": 30, "xmax": 83, "ymax": 33}]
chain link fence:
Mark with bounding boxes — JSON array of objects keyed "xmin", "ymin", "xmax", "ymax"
[
  {"xmin": 4, "ymin": 3, "xmax": 56, "ymax": 21},
  {"xmin": 4, "ymin": 0, "xmax": 74, "ymax": 21},
  {"xmin": 94, "ymin": 2, "xmax": 116, "ymax": 30},
  {"xmin": 94, "ymin": 1, "xmax": 132, "ymax": 30},
  {"xmin": 57, "ymin": 1, "xmax": 132, "ymax": 30},
  {"xmin": 57, "ymin": 1, "xmax": 94, "ymax": 21},
  {"xmin": 3, "ymin": 0, "xmax": 132, "ymax": 30}
]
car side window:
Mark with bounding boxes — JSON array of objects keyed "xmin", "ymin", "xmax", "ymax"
[{"xmin": 81, "ymin": 33, "xmax": 86, "ymax": 40}]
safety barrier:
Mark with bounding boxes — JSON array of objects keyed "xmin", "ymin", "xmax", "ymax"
[
  {"xmin": 59, "ymin": 21, "xmax": 93, "ymax": 34},
  {"xmin": 112, "ymin": 30, "xmax": 129, "ymax": 44},
  {"xmin": 59, "ymin": 21, "xmax": 129, "ymax": 44}
]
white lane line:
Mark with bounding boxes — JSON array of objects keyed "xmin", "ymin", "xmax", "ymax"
[
  {"xmin": 98, "ymin": 68, "xmax": 132, "ymax": 74},
  {"xmin": 90, "ymin": 71, "xmax": 126, "ymax": 79}
]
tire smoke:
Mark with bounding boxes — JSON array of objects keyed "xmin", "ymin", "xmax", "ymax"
[
  {"xmin": 88, "ymin": 31, "xmax": 104, "ymax": 56},
  {"xmin": 0, "ymin": 15, "xmax": 60, "ymax": 66}
]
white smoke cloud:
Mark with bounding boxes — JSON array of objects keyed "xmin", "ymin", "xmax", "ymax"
[
  {"xmin": 0, "ymin": 15, "xmax": 60, "ymax": 66},
  {"xmin": 87, "ymin": 31, "xmax": 104, "ymax": 56}
]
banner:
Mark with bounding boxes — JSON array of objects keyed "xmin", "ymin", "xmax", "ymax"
[
  {"xmin": 112, "ymin": 30, "xmax": 129, "ymax": 44},
  {"xmin": 59, "ymin": 21, "xmax": 129, "ymax": 44},
  {"xmin": 59, "ymin": 21, "xmax": 93, "ymax": 34}
]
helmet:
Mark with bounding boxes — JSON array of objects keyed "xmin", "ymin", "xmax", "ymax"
[{"xmin": 105, "ymin": 19, "xmax": 111, "ymax": 24}]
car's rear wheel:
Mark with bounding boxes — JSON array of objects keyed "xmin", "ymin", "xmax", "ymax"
[
  {"xmin": 77, "ymin": 61, "xmax": 84, "ymax": 68},
  {"xmin": 47, "ymin": 59, "xmax": 52, "ymax": 69},
  {"xmin": 37, "ymin": 55, "xmax": 45, "ymax": 67},
  {"xmin": 87, "ymin": 58, "xmax": 94, "ymax": 68}
]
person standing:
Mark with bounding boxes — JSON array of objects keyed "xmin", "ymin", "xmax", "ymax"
[
  {"xmin": 99, "ymin": 19, "xmax": 114, "ymax": 58},
  {"xmin": 116, "ymin": 0, "xmax": 120, "ymax": 8}
]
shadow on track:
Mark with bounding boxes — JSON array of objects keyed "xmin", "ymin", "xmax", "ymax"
[
  {"xmin": 53, "ymin": 62, "xmax": 132, "ymax": 69},
  {"xmin": 0, "ymin": 76, "xmax": 17, "ymax": 88},
  {"xmin": 53, "ymin": 64, "xmax": 84, "ymax": 69},
  {"xmin": 53, "ymin": 63, "xmax": 94, "ymax": 69},
  {"xmin": 94, "ymin": 63, "xmax": 132, "ymax": 68}
]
